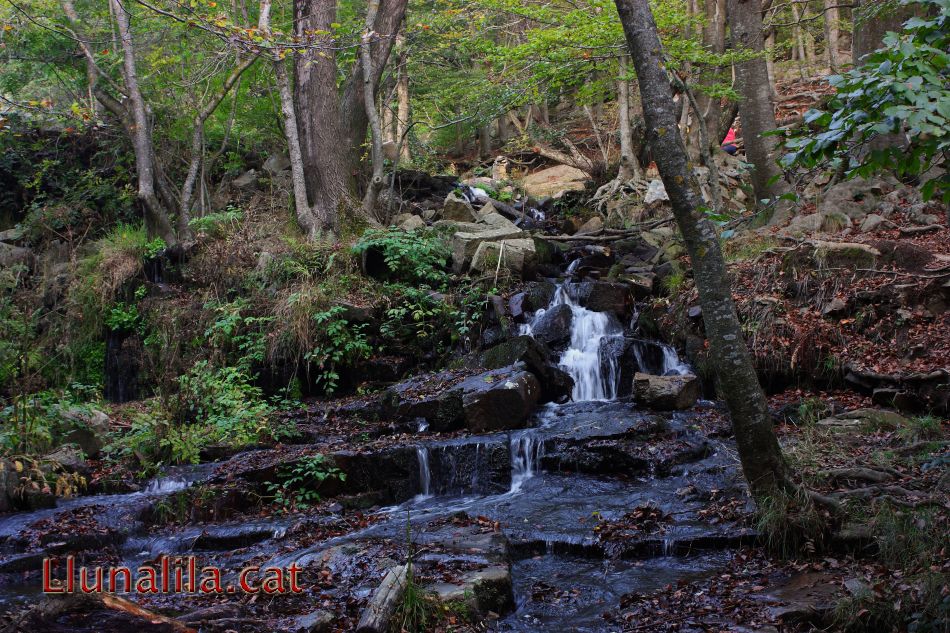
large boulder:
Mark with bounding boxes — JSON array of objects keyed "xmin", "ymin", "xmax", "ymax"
[
  {"xmin": 521, "ymin": 165, "xmax": 589, "ymax": 198},
  {"xmin": 820, "ymin": 178, "xmax": 892, "ymax": 221},
  {"xmin": 262, "ymin": 153, "xmax": 291, "ymax": 175},
  {"xmin": 480, "ymin": 335, "xmax": 573, "ymax": 403},
  {"xmin": 529, "ymin": 303, "xmax": 573, "ymax": 348},
  {"xmin": 633, "ymin": 372, "xmax": 700, "ymax": 410},
  {"xmin": 470, "ymin": 238, "xmax": 538, "ymax": 279},
  {"xmin": 442, "ymin": 191, "xmax": 478, "ymax": 222},
  {"xmin": 567, "ymin": 281, "xmax": 633, "ymax": 316},
  {"xmin": 450, "ymin": 214, "xmax": 523, "ymax": 273},
  {"xmin": 0, "ymin": 242, "xmax": 34, "ymax": 271},
  {"xmin": 61, "ymin": 407, "xmax": 111, "ymax": 459},
  {"xmin": 457, "ymin": 365, "xmax": 542, "ymax": 432}
]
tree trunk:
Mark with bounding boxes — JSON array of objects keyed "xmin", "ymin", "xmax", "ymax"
[
  {"xmin": 497, "ymin": 113, "xmax": 510, "ymax": 143},
  {"xmin": 617, "ymin": 56, "xmax": 643, "ymax": 181},
  {"xmin": 728, "ymin": 0, "xmax": 790, "ymax": 218},
  {"xmin": 614, "ymin": 0, "xmax": 793, "ymax": 501},
  {"xmin": 360, "ymin": 0, "xmax": 386, "ymax": 218},
  {"xmin": 396, "ymin": 36, "xmax": 411, "ymax": 160},
  {"xmin": 790, "ymin": 3, "xmax": 807, "ymax": 77},
  {"xmin": 339, "ymin": 0, "xmax": 409, "ymax": 172},
  {"xmin": 698, "ymin": 0, "xmax": 727, "ymax": 147},
  {"xmin": 292, "ymin": 0, "xmax": 407, "ymax": 234},
  {"xmin": 110, "ymin": 0, "xmax": 177, "ymax": 245},
  {"xmin": 179, "ymin": 54, "xmax": 257, "ymax": 234},
  {"xmin": 823, "ymin": 0, "xmax": 841, "ymax": 72},
  {"xmin": 260, "ymin": 0, "xmax": 314, "ymax": 237},
  {"xmin": 294, "ymin": 0, "xmax": 352, "ymax": 234}
]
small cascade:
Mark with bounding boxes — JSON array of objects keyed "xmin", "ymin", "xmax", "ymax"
[
  {"xmin": 510, "ymin": 432, "xmax": 542, "ymax": 493},
  {"xmin": 549, "ymin": 284, "xmax": 623, "ymax": 401},
  {"xmin": 416, "ymin": 447, "xmax": 432, "ymax": 500},
  {"xmin": 629, "ymin": 338, "xmax": 691, "ymax": 376},
  {"xmin": 659, "ymin": 343, "xmax": 691, "ymax": 376}
]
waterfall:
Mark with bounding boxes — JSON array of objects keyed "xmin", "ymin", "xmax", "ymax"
[
  {"xmin": 550, "ymin": 284, "xmax": 622, "ymax": 401},
  {"xmin": 416, "ymin": 447, "xmax": 431, "ymax": 500},
  {"xmin": 510, "ymin": 433, "xmax": 540, "ymax": 493},
  {"xmin": 659, "ymin": 343, "xmax": 691, "ymax": 376}
]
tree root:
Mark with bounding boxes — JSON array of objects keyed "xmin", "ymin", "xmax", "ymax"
[{"xmin": 820, "ymin": 467, "xmax": 898, "ymax": 484}]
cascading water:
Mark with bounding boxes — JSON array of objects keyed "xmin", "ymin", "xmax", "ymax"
[
  {"xmin": 541, "ymin": 283, "xmax": 623, "ymax": 401},
  {"xmin": 416, "ymin": 447, "xmax": 432, "ymax": 500},
  {"xmin": 510, "ymin": 434, "xmax": 540, "ymax": 493}
]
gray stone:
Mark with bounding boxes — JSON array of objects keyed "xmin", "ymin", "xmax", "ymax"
[
  {"xmin": 530, "ymin": 303, "xmax": 573, "ymax": 347},
  {"xmin": 262, "ymin": 153, "xmax": 291, "ymax": 175},
  {"xmin": 859, "ymin": 213, "xmax": 886, "ymax": 233},
  {"xmin": 568, "ymin": 281, "xmax": 633, "ymax": 316},
  {"xmin": 294, "ymin": 610, "xmax": 334, "ymax": 633},
  {"xmin": 233, "ymin": 169, "xmax": 259, "ymax": 189},
  {"xmin": 61, "ymin": 407, "xmax": 111, "ymax": 459},
  {"xmin": 821, "ymin": 297, "xmax": 849, "ymax": 318},
  {"xmin": 442, "ymin": 191, "xmax": 477, "ymax": 222},
  {"xmin": 521, "ymin": 165, "xmax": 588, "ymax": 198},
  {"xmin": 470, "ymin": 238, "xmax": 537, "ymax": 279},
  {"xmin": 459, "ymin": 366, "xmax": 541, "ymax": 432},
  {"xmin": 820, "ymin": 178, "xmax": 891, "ymax": 220},
  {"xmin": 644, "ymin": 179, "xmax": 669, "ymax": 204},
  {"xmin": 576, "ymin": 215, "xmax": 604, "ymax": 235},
  {"xmin": 394, "ymin": 213, "xmax": 426, "ymax": 231},
  {"xmin": 450, "ymin": 214, "xmax": 523, "ymax": 272},
  {"xmin": 0, "ymin": 242, "xmax": 34, "ymax": 270},
  {"xmin": 633, "ymin": 372, "xmax": 701, "ymax": 410},
  {"xmin": 480, "ymin": 335, "xmax": 573, "ymax": 403}
]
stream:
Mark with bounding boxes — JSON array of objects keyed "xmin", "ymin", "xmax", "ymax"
[{"xmin": 0, "ymin": 275, "xmax": 753, "ymax": 631}]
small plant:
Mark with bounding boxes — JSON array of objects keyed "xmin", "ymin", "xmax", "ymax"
[
  {"xmin": 265, "ymin": 454, "xmax": 345, "ymax": 512},
  {"xmin": 188, "ymin": 205, "xmax": 244, "ymax": 237},
  {"xmin": 105, "ymin": 301, "xmax": 140, "ymax": 332},
  {"xmin": 662, "ymin": 269, "xmax": 687, "ymax": 293},
  {"xmin": 352, "ymin": 227, "xmax": 451, "ymax": 286},
  {"xmin": 305, "ymin": 306, "xmax": 372, "ymax": 395}
]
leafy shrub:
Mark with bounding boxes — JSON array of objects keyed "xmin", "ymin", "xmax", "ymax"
[
  {"xmin": 352, "ymin": 227, "xmax": 451, "ymax": 286},
  {"xmin": 305, "ymin": 306, "xmax": 372, "ymax": 394},
  {"xmin": 0, "ymin": 385, "xmax": 101, "ymax": 455},
  {"xmin": 781, "ymin": 0, "xmax": 950, "ymax": 202},
  {"xmin": 264, "ymin": 454, "xmax": 346, "ymax": 512}
]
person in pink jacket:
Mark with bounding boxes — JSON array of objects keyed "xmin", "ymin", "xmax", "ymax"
[{"xmin": 722, "ymin": 127, "xmax": 737, "ymax": 155}]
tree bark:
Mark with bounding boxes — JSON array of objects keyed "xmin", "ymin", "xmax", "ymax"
[
  {"xmin": 339, "ymin": 0, "xmax": 409, "ymax": 171},
  {"xmin": 617, "ymin": 55, "xmax": 643, "ymax": 182},
  {"xmin": 294, "ymin": 0, "xmax": 351, "ymax": 234},
  {"xmin": 395, "ymin": 35, "xmax": 410, "ymax": 160},
  {"xmin": 728, "ymin": 0, "xmax": 790, "ymax": 218},
  {"xmin": 110, "ymin": 0, "xmax": 177, "ymax": 245},
  {"xmin": 698, "ymin": 0, "xmax": 727, "ymax": 148},
  {"xmin": 260, "ymin": 0, "xmax": 314, "ymax": 236},
  {"xmin": 614, "ymin": 0, "xmax": 792, "ymax": 500},
  {"xmin": 823, "ymin": 0, "xmax": 841, "ymax": 72},
  {"xmin": 360, "ymin": 0, "xmax": 386, "ymax": 218}
]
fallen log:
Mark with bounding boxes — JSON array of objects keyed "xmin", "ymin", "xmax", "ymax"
[
  {"xmin": 3, "ymin": 593, "xmax": 196, "ymax": 633},
  {"xmin": 356, "ymin": 563, "xmax": 409, "ymax": 633}
]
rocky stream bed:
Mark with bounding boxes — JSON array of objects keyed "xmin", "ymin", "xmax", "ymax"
[{"xmin": 0, "ymin": 271, "xmax": 917, "ymax": 632}]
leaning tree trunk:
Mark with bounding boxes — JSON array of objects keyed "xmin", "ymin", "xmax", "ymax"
[
  {"xmin": 614, "ymin": 0, "xmax": 793, "ymax": 501},
  {"xmin": 728, "ymin": 0, "xmax": 790, "ymax": 222}
]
